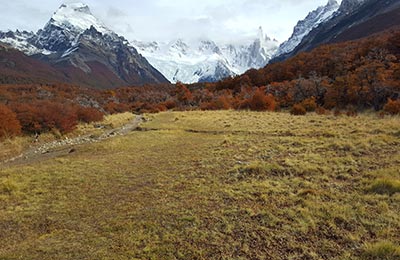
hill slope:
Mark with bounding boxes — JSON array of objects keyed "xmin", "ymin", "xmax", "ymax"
[
  {"xmin": 273, "ymin": 0, "xmax": 400, "ymax": 62},
  {"xmin": 0, "ymin": 44, "xmax": 66, "ymax": 85}
]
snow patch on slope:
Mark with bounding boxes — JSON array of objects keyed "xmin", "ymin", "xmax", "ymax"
[
  {"xmin": 50, "ymin": 3, "xmax": 110, "ymax": 34},
  {"xmin": 0, "ymin": 31, "xmax": 52, "ymax": 55}
]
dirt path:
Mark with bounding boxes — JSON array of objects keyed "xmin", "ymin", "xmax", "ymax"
[{"xmin": 1, "ymin": 115, "xmax": 144, "ymax": 168}]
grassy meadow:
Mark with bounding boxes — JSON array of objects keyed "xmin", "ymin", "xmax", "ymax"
[{"xmin": 0, "ymin": 111, "xmax": 399, "ymax": 259}]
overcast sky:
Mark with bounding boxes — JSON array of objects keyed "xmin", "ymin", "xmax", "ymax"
[{"xmin": 1, "ymin": 0, "xmax": 341, "ymax": 43}]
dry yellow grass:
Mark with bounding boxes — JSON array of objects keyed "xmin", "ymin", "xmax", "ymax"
[{"xmin": 0, "ymin": 111, "xmax": 399, "ymax": 259}]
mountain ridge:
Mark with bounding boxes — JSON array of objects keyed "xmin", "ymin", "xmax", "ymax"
[
  {"xmin": 272, "ymin": 0, "xmax": 400, "ymax": 62},
  {"xmin": 133, "ymin": 27, "xmax": 279, "ymax": 83},
  {"xmin": 273, "ymin": 0, "xmax": 339, "ymax": 59}
]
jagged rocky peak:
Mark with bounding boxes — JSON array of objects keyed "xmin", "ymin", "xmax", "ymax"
[
  {"xmin": 273, "ymin": 0, "xmax": 339, "ymax": 58},
  {"xmin": 34, "ymin": 2, "xmax": 116, "ymax": 52},
  {"xmin": 257, "ymin": 26, "xmax": 274, "ymax": 43},
  {"xmin": 198, "ymin": 40, "xmax": 221, "ymax": 54},
  {"xmin": 256, "ymin": 26, "xmax": 279, "ymax": 49},
  {"xmin": 170, "ymin": 39, "xmax": 189, "ymax": 54},
  {"xmin": 0, "ymin": 2, "xmax": 169, "ymax": 87},
  {"xmin": 49, "ymin": 2, "xmax": 109, "ymax": 34}
]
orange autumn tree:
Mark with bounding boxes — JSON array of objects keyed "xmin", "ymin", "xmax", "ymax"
[
  {"xmin": 248, "ymin": 87, "xmax": 276, "ymax": 111},
  {"xmin": 235, "ymin": 87, "xmax": 276, "ymax": 111},
  {"xmin": 0, "ymin": 104, "xmax": 21, "ymax": 139},
  {"xmin": 383, "ymin": 99, "xmax": 400, "ymax": 115},
  {"xmin": 174, "ymin": 82, "xmax": 193, "ymax": 106}
]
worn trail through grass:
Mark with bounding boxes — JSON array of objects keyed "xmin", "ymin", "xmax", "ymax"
[{"xmin": 1, "ymin": 115, "xmax": 143, "ymax": 168}]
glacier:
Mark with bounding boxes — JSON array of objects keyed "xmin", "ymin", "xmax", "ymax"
[{"xmin": 132, "ymin": 27, "xmax": 279, "ymax": 84}]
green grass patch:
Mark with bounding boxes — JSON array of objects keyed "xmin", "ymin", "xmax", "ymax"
[
  {"xmin": 361, "ymin": 241, "xmax": 400, "ymax": 260},
  {"xmin": 367, "ymin": 179, "xmax": 400, "ymax": 196}
]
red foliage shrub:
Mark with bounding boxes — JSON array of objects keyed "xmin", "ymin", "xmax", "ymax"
[
  {"xmin": 160, "ymin": 100, "xmax": 177, "ymax": 110},
  {"xmin": 10, "ymin": 104, "xmax": 42, "ymax": 133},
  {"xmin": 104, "ymin": 102, "xmax": 131, "ymax": 114},
  {"xmin": 36, "ymin": 102, "xmax": 78, "ymax": 134},
  {"xmin": 0, "ymin": 104, "xmax": 21, "ymax": 139},
  {"xmin": 301, "ymin": 97, "xmax": 317, "ymax": 112},
  {"xmin": 346, "ymin": 107, "xmax": 358, "ymax": 117},
  {"xmin": 239, "ymin": 88, "xmax": 276, "ymax": 111},
  {"xmin": 11, "ymin": 101, "xmax": 78, "ymax": 134},
  {"xmin": 383, "ymin": 99, "xmax": 400, "ymax": 115},
  {"xmin": 76, "ymin": 107, "xmax": 104, "ymax": 123},
  {"xmin": 290, "ymin": 104, "xmax": 307, "ymax": 115},
  {"xmin": 201, "ymin": 96, "xmax": 232, "ymax": 110},
  {"xmin": 153, "ymin": 104, "xmax": 168, "ymax": 112},
  {"xmin": 316, "ymin": 107, "xmax": 329, "ymax": 115},
  {"xmin": 175, "ymin": 83, "xmax": 193, "ymax": 105},
  {"xmin": 249, "ymin": 89, "xmax": 276, "ymax": 111},
  {"xmin": 334, "ymin": 109, "xmax": 343, "ymax": 117}
]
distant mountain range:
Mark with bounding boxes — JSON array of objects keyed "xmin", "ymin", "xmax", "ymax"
[
  {"xmin": 0, "ymin": 3, "xmax": 279, "ymax": 86},
  {"xmin": 1, "ymin": 0, "xmax": 399, "ymax": 87},
  {"xmin": 132, "ymin": 27, "xmax": 279, "ymax": 83},
  {"xmin": 0, "ymin": 3, "xmax": 168, "ymax": 88}
]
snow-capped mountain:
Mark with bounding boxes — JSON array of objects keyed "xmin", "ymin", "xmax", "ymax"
[
  {"xmin": 273, "ymin": 0, "xmax": 339, "ymax": 58},
  {"xmin": 0, "ymin": 3, "xmax": 168, "ymax": 88},
  {"xmin": 133, "ymin": 27, "xmax": 279, "ymax": 83},
  {"xmin": 272, "ymin": 0, "xmax": 400, "ymax": 63}
]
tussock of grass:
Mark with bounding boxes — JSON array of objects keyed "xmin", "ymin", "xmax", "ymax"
[
  {"xmin": 229, "ymin": 161, "xmax": 286, "ymax": 180},
  {"xmin": 0, "ymin": 179, "xmax": 18, "ymax": 195},
  {"xmin": 367, "ymin": 179, "xmax": 400, "ymax": 196},
  {"xmin": 361, "ymin": 241, "xmax": 400, "ymax": 260}
]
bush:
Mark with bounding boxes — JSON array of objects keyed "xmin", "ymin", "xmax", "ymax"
[
  {"xmin": 201, "ymin": 96, "xmax": 232, "ymax": 110},
  {"xmin": 11, "ymin": 101, "xmax": 78, "ymax": 134},
  {"xmin": 290, "ymin": 104, "xmax": 306, "ymax": 115},
  {"xmin": 334, "ymin": 109, "xmax": 343, "ymax": 117},
  {"xmin": 361, "ymin": 241, "xmax": 400, "ymax": 260},
  {"xmin": 76, "ymin": 107, "xmax": 104, "ymax": 123},
  {"xmin": 346, "ymin": 108, "xmax": 358, "ymax": 117},
  {"xmin": 383, "ymin": 99, "xmax": 400, "ymax": 115},
  {"xmin": 249, "ymin": 88, "xmax": 276, "ymax": 111},
  {"xmin": 160, "ymin": 100, "xmax": 177, "ymax": 110},
  {"xmin": 316, "ymin": 107, "xmax": 329, "ymax": 115},
  {"xmin": 104, "ymin": 102, "xmax": 131, "ymax": 114},
  {"xmin": 37, "ymin": 102, "xmax": 78, "ymax": 134},
  {"xmin": 237, "ymin": 88, "xmax": 276, "ymax": 111},
  {"xmin": 175, "ymin": 83, "xmax": 193, "ymax": 105},
  {"xmin": 300, "ymin": 97, "xmax": 317, "ymax": 112},
  {"xmin": 10, "ymin": 104, "xmax": 41, "ymax": 133},
  {"xmin": 0, "ymin": 104, "xmax": 21, "ymax": 139}
]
